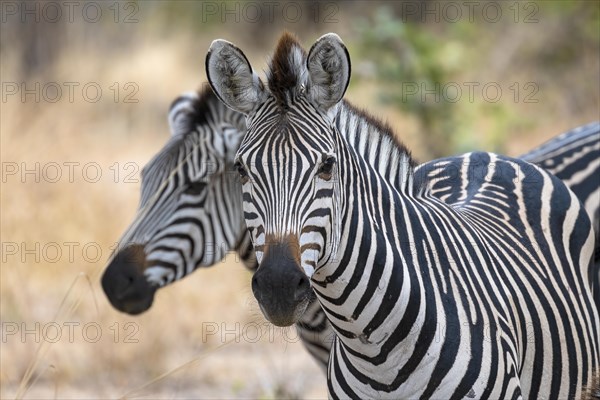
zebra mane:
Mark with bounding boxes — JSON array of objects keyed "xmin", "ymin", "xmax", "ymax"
[
  {"xmin": 266, "ymin": 32, "xmax": 307, "ymax": 108},
  {"xmin": 342, "ymin": 100, "xmax": 414, "ymax": 161},
  {"xmin": 168, "ymin": 85, "xmax": 221, "ymax": 137},
  {"xmin": 151, "ymin": 86, "xmax": 221, "ymax": 173},
  {"xmin": 338, "ymin": 100, "xmax": 417, "ymax": 190}
]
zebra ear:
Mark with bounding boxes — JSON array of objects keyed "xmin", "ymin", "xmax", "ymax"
[
  {"xmin": 306, "ymin": 33, "xmax": 351, "ymax": 111},
  {"xmin": 206, "ymin": 39, "xmax": 265, "ymax": 115}
]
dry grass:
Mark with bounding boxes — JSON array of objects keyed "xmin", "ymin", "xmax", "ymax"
[
  {"xmin": 0, "ymin": 27, "xmax": 328, "ymax": 399},
  {"xmin": 1, "ymin": 2, "xmax": 598, "ymax": 399}
]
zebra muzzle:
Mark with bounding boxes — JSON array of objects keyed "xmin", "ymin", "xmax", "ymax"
[
  {"xmin": 251, "ymin": 240, "xmax": 312, "ymax": 327},
  {"xmin": 101, "ymin": 244, "xmax": 157, "ymax": 315}
]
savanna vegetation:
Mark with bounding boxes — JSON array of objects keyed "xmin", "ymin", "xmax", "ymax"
[{"xmin": 1, "ymin": 1, "xmax": 598, "ymax": 398}]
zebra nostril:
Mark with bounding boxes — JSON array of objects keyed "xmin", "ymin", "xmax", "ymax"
[
  {"xmin": 295, "ymin": 275, "xmax": 309, "ymax": 299},
  {"xmin": 297, "ymin": 277, "xmax": 305, "ymax": 288}
]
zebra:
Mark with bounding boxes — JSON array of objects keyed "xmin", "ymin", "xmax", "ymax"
[
  {"xmin": 206, "ymin": 32, "xmax": 600, "ymax": 398},
  {"xmin": 102, "ymin": 86, "xmax": 598, "ymax": 384},
  {"xmin": 520, "ymin": 122, "xmax": 599, "ymax": 241},
  {"xmin": 519, "ymin": 121, "xmax": 600, "ymax": 310},
  {"xmin": 100, "ymin": 86, "xmax": 333, "ymax": 369}
]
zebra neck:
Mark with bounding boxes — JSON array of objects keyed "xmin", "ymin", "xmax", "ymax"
[
  {"xmin": 315, "ymin": 169, "xmax": 431, "ymax": 363},
  {"xmin": 200, "ymin": 172, "xmax": 247, "ymax": 268},
  {"xmin": 310, "ymin": 102, "xmax": 443, "ymax": 362},
  {"xmin": 210, "ymin": 95, "xmax": 246, "ymax": 132},
  {"xmin": 322, "ymin": 99, "xmax": 418, "ymax": 275}
]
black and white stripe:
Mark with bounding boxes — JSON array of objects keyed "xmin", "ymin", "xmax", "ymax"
[
  {"xmin": 127, "ymin": 89, "xmax": 249, "ymax": 284},
  {"xmin": 101, "ymin": 87, "xmax": 334, "ymax": 370},
  {"xmin": 521, "ymin": 121, "xmax": 600, "ymax": 311},
  {"xmin": 521, "ymin": 122, "xmax": 599, "ymax": 253},
  {"xmin": 103, "ymin": 80, "xmax": 599, "ymax": 388},
  {"xmin": 102, "ymin": 62, "xmax": 598, "ymax": 388},
  {"xmin": 207, "ymin": 32, "xmax": 600, "ymax": 398}
]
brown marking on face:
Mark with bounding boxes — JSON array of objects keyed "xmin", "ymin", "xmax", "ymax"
[{"xmin": 263, "ymin": 233, "xmax": 301, "ymax": 266}]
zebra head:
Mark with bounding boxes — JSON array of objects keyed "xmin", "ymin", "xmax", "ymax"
[
  {"xmin": 101, "ymin": 88, "xmax": 248, "ymax": 315},
  {"xmin": 207, "ymin": 33, "xmax": 350, "ymax": 326}
]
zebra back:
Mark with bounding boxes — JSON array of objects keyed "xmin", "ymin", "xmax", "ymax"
[
  {"xmin": 520, "ymin": 121, "xmax": 599, "ymax": 250},
  {"xmin": 521, "ymin": 121, "xmax": 600, "ymax": 309}
]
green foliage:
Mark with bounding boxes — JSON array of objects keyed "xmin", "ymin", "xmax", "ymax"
[
  {"xmin": 356, "ymin": 7, "xmax": 508, "ymax": 158},
  {"xmin": 354, "ymin": 2, "xmax": 599, "ymax": 159}
]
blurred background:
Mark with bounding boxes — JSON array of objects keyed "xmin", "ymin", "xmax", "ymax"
[{"xmin": 1, "ymin": 1, "xmax": 598, "ymax": 398}]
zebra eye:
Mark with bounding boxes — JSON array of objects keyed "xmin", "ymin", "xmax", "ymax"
[
  {"xmin": 235, "ymin": 161, "xmax": 249, "ymax": 182},
  {"xmin": 318, "ymin": 156, "xmax": 336, "ymax": 178},
  {"xmin": 185, "ymin": 181, "xmax": 206, "ymax": 195}
]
